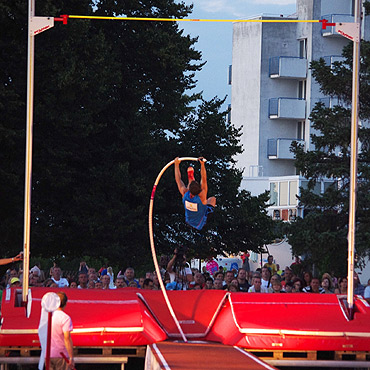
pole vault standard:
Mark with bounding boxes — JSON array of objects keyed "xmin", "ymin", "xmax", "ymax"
[
  {"xmin": 148, "ymin": 157, "xmax": 201, "ymax": 343},
  {"xmin": 21, "ymin": 6, "xmax": 360, "ymax": 315}
]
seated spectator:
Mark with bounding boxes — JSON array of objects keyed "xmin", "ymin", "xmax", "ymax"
[
  {"xmin": 237, "ymin": 268, "xmax": 250, "ymax": 292},
  {"xmin": 213, "ymin": 279, "xmax": 223, "ymax": 290},
  {"xmin": 128, "ymin": 281, "xmax": 138, "ymax": 288},
  {"xmin": 29, "ymin": 272, "xmax": 42, "ymax": 287},
  {"xmin": 303, "ymin": 271, "xmax": 313, "ymax": 289},
  {"xmin": 354, "ymin": 272, "xmax": 365, "ymax": 296},
  {"xmin": 51, "ymin": 266, "xmax": 69, "ymax": 287},
  {"xmin": 115, "ymin": 276, "xmax": 127, "ymax": 289},
  {"xmin": 101, "ymin": 274, "xmax": 111, "ymax": 289},
  {"xmin": 248, "ymin": 275, "xmax": 268, "ymax": 293},
  {"xmin": 143, "ymin": 278, "xmax": 154, "ymax": 290},
  {"xmin": 10, "ymin": 277, "xmax": 21, "ymax": 287},
  {"xmin": 230, "ymin": 278, "xmax": 240, "ymax": 292},
  {"xmin": 292, "ymin": 277, "xmax": 304, "ymax": 292},
  {"xmin": 228, "ymin": 284, "xmax": 238, "ymax": 292},
  {"xmin": 77, "ymin": 272, "xmax": 88, "ymax": 289},
  {"xmin": 271, "ymin": 281, "xmax": 284, "ymax": 293},
  {"xmin": 204, "ymin": 277, "xmax": 214, "ymax": 290},
  {"xmin": 261, "ymin": 267, "xmax": 271, "ymax": 290},
  {"xmin": 43, "ymin": 278, "xmax": 57, "ymax": 288},
  {"xmin": 87, "ymin": 281, "xmax": 95, "ymax": 289},
  {"xmin": 70, "ymin": 281, "xmax": 77, "ymax": 288},
  {"xmin": 284, "ymin": 281, "xmax": 294, "ymax": 293},
  {"xmin": 334, "ymin": 277, "xmax": 348, "ymax": 294},
  {"xmin": 95, "ymin": 280, "xmax": 103, "ymax": 289},
  {"xmin": 303, "ymin": 277, "xmax": 325, "ymax": 293},
  {"xmin": 138, "ymin": 277, "xmax": 145, "ymax": 287},
  {"xmin": 321, "ymin": 273, "xmax": 334, "ymax": 293}
]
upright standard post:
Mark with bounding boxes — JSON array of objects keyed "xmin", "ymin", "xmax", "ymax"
[
  {"xmin": 22, "ymin": 0, "xmax": 36, "ymax": 305},
  {"xmin": 347, "ymin": 0, "xmax": 362, "ymax": 318}
]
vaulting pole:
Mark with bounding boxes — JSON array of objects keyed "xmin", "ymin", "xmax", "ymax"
[
  {"xmin": 347, "ymin": 0, "xmax": 362, "ymax": 318},
  {"xmin": 22, "ymin": 0, "xmax": 36, "ymax": 305}
]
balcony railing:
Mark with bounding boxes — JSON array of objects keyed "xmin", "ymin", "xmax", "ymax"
[
  {"xmin": 269, "ymin": 98, "xmax": 306, "ymax": 119},
  {"xmin": 267, "ymin": 138, "xmax": 304, "ymax": 159},
  {"xmin": 269, "ymin": 56, "xmax": 307, "ymax": 79},
  {"xmin": 321, "ymin": 14, "xmax": 354, "ymax": 37},
  {"xmin": 323, "ymin": 55, "xmax": 345, "ymax": 69}
]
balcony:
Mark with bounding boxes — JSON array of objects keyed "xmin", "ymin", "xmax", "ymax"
[
  {"xmin": 269, "ymin": 98, "xmax": 306, "ymax": 119},
  {"xmin": 323, "ymin": 55, "xmax": 345, "ymax": 69},
  {"xmin": 321, "ymin": 14, "xmax": 354, "ymax": 37},
  {"xmin": 267, "ymin": 138, "xmax": 304, "ymax": 160},
  {"xmin": 269, "ymin": 57, "xmax": 307, "ymax": 79}
]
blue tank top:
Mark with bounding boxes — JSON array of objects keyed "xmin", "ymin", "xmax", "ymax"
[{"xmin": 182, "ymin": 191, "xmax": 208, "ymax": 230}]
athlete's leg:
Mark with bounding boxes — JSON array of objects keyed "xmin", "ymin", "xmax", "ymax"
[{"xmin": 187, "ymin": 166, "xmax": 195, "ymax": 188}]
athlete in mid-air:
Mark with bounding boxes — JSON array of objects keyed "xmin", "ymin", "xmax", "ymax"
[{"xmin": 174, "ymin": 157, "xmax": 216, "ymax": 230}]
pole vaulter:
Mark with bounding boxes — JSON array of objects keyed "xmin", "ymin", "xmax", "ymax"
[{"xmin": 22, "ymin": 1, "xmax": 361, "ymax": 321}]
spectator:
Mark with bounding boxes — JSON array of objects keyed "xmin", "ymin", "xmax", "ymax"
[
  {"xmin": 290, "ymin": 256, "xmax": 303, "ymax": 277},
  {"xmin": 321, "ymin": 273, "xmax": 334, "ymax": 294},
  {"xmin": 303, "ymin": 271, "xmax": 313, "ymax": 289},
  {"xmin": 115, "ymin": 276, "xmax": 127, "ymax": 289},
  {"xmin": 143, "ymin": 278, "xmax": 154, "ymax": 290},
  {"xmin": 192, "ymin": 283, "xmax": 202, "ymax": 290},
  {"xmin": 43, "ymin": 278, "xmax": 57, "ymax": 288},
  {"xmin": 292, "ymin": 277, "xmax": 304, "ymax": 292},
  {"xmin": 354, "ymin": 272, "xmax": 365, "ymax": 296},
  {"xmin": 6, "ymin": 268, "xmax": 19, "ymax": 288},
  {"xmin": 70, "ymin": 281, "xmax": 77, "ymax": 289},
  {"xmin": 10, "ymin": 277, "xmax": 21, "ymax": 287},
  {"xmin": 204, "ymin": 277, "xmax": 214, "ymax": 290},
  {"xmin": 166, "ymin": 249, "xmax": 192, "ymax": 290},
  {"xmin": 77, "ymin": 272, "xmax": 88, "ymax": 289},
  {"xmin": 264, "ymin": 255, "xmax": 277, "ymax": 275},
  {"xmin": 334, "ymin": 277, "xmax": 348, "ymax": 294},
  {"xmin": 230, "ymin": 278, "xmax": 240, "ymax": 292},
  {"xmin": 79, "ymin": 261, "xmax": 88, "ymax": 275},
  {"xmin": 101, "ymin": 274, "xmax": 111, "ymax": 289},
  {"xmin": 193, "ymin": 272, "xmax": 205, "ymax": 289},
  {"xmin": 228, "ymin": 284, "xmax": 238, "ymax": 292},
  {"xmin": 138, "ymin": 277, "xmax": 145, "ymax": 287},
  {"xmin": 271, "ymin": 281, "xmax": 284, "ymax": 293},
  {"xmin": 152, "ymin": 272, "xmax": 161, "ymax": 290},
  {"xmin": 123, "ymin": 267, "xmax": 140, "ymax": 287},
  {"xmin": 282, "ymin": 267, "xmax": 294, "ymax": 288},
  {"xmin": 29, "ymin": 273, "xmax": 42, "ymax": 287},
  {"xmin": 213, "ymin": 279, "xmax": 223, "ymax": 290},
  {"xmin": 128, "ymin": 281, "xmax": 138, "ymax": 288},
  {"xmin": 248, "ymin": 275, "xmax": 268, "ymax": 293},
  {"xmin": 241, "ymin": 252, "xmax": 250, "ymax": 272},
  {"xmin": 303, "ymin": 277, "xmax": 325, "ymax": 293},
  {"xmin": 49, "ymin": 292, "xmax": 74, "ymax": 370},
  {"xmin": 284, "ymin": 281, "xmax": 294, "ymax": 293},
  {"xmin": 276, "ymin": 264, "xmax": 283, "ymax": 275},
  {"xmin": 261, "ymin": 267, "xmax": 271, "ymax": 290},
  {"xmin": 51, "ymin": 266, "xmax": 69, "ymax": 288},
  {"xmin": 237, "ymin": 268, "xmax": 250, "ymax": 292},
  {"xmin": 88, "ymin": 269, "xmax": 98, "ymax": 284},
  {"xmin": 224, "ymin": 271, "xmax": 234, "ymax": 289},
  {"xmin": 87, "ymin": 281, "xmax": 95, "ymax": 289},
  {"xmin": 95, "ymin": 280, "xmax": 103, "ymax": 289},
  {"xmin": 107, "ymin": 267, "xmax": 115, "ymax": 289}
]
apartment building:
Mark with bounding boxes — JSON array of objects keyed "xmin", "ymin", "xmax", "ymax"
[{"xmin": 230, "ymin": 0, "xmax": 368, "ymax": 221}]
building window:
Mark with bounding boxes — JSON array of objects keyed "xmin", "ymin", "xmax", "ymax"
[
  {"xmin": 279, "ymin": 182, "xmax": 289, "ymax": 206},
  {"xmin": 297, "ymin": 121, "xmax": 305, "ymax": 140},
  {"xmin": 289, "ymin": 181, "xmax": 298, "ymax": 205},
  {"xmin": 270, "ymin": 182, "xmax": 279, "ymax": 206},
  {"xmin": 299, "ymin": 39, "xmax": 307, "ymax": 58},
  {"xmin": 228, "ymin": 65, "xmax": 232, "ymax": 85},
  {"xmin": 298, "ymin": 80, "xmax": 307, "ymax": 100}
]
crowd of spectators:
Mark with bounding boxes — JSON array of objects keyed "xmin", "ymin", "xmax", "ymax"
[{"xmin": 1, "ymin": 253, "xmax": 370, "ymax": 303}]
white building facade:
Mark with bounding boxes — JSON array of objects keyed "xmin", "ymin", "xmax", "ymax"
[{"xmin": 231, "ymin": 0, "xmax": 369, "ymax": 221}]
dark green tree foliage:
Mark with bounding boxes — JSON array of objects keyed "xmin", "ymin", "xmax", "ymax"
[
  {"xmin": 153, "ymin": 98, "xmax": 276, "ymax": 259},
  {"xmin": 289, "ymin": 41, "xmax": 370, "ymax": 276},
  {"xmin": 1, "ymin": 0, "xmax": 276, "ymax": 268}
]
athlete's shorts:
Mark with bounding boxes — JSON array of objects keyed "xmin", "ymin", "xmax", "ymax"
[{"xmin": 187, "ymin": 205, "xmax": 214, "ymax": 231}]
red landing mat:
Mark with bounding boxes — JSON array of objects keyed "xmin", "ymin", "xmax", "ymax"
[
  {"xmin": 138, "ymin": 290, "xmax": 227, "ymax": 339},
  {"xmin": 145, "ymin": 341, "xmax": 277, "ymax": 370}
]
